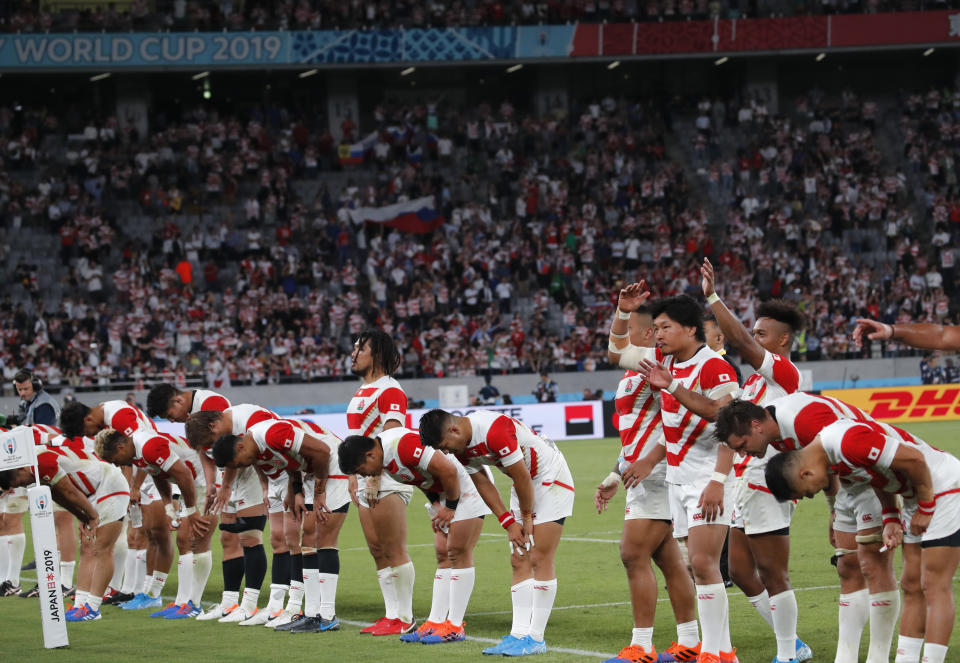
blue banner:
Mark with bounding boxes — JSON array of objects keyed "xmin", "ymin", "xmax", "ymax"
[{"xmin": 0, "ymin": 27, "xmax": 574, "ymax": 70}]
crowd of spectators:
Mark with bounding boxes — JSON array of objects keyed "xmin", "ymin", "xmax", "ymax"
[
  {"xmin": 688, "ymin": 86, "xmax": 960, "ymax": 361},
  {"xmin": 0, "ymin": 80, "xmax": 958, "ymax": 391},
  {"xmin": 1, "ymin": 0, "xmax": 956, "ymax": 34}
]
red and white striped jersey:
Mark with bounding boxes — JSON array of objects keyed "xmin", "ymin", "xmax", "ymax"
[
  {"xmin": 769, "ymin": 392, "xmax": 916, "ymax": 452},
  {"xmin": 346, "ymin": 376, "xmax": 407, "ymax": 437},
  {"xmin": 102, "ymin": 400, "xmax": 157, "ymax": 437},
  {"xmin": 130, "ymin": 430, "xmax": 201, "ymax": 481},
  {"xmin": 819, "ymin": 419, "xmax": 960, "ymax": 498},
  {"xmin": 30, "ymin": 424, "xmax": 61, "ymax": 438},
  {"xmin": 189, "ymin": 389, "xmax": 231, "ymax": 415},
  {"xmin": 735, "ymin": 350, "xmax": 801, "ymax": 478},
  {"xmin": 458, "ymin": 410, "xmax": 564, "ymax": 484},
  {"xmin": 659, "ymin": 345, "xmax": 740, "ymax": 483},
  {"xmin": 614, "ymin": 370, "xmax": 662, "ymax": 464},
  {"xmin": 378, "ymin": 427, "xmax": 451, "ymax": 492},
  {"xmin": 228, "ymin": 404, "xmax": 279, "ymax": 435},
  {"xmin": 36, "ymin": 446, "xmax": 113, "ymax": 497},
  {"xmin": 49, "ymin": 434, "xmax": 95, "ymax": 454},
  {"xmin": 247, "ymin": 419, "xmax": 309, "ymax": 480},
  {"xmin": 285, "ymin": 418, "xmax": 345, "ymax": 480},
  {"xmin": 12, "ymin": 425, "xmax": 58, "ymax": 446}
]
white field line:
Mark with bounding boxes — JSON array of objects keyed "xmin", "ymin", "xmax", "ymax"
[{"xmin": 339, "ymin": 618, "xmax": 615, "ymax": 659}]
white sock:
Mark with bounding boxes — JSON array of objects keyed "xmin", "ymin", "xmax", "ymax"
[
  {"xmin": 510, "ymin": 579, "xmax": 534, "ymax": 638},
  {"xmin": 632, "ymin": 626, "xmax": 654, "ymax": 649},
  {"xmin": 60, "ymin": 561, "xmax": 76, "ymax": 588},
  {"xmin": 377, "ymin": 567, "xmax": 398, "ymax": 619},
  {"xmin": 836, "ymin": 589, "xmax": 870, "ymax": 663},
  {"xmin": 74, "ymin": 590, "xmax": 89, "ymax": 607},
  {"xmin": 240, "ymin": 587, "xmax": 260, "ymax": 612},
  {"xmin": 428, "ymin": 567, "xmax": 451, "ymax": 623},
  {"xmin": 318, "ymin": 573, "xmax": 339, "ymax": 620},
  {"xmin": 393, "ymin": 561, "xmax": 416, "ymax": 623},
  {"xmin": 748, "ymin": 589, "xmax": 774, "ymax": 629},
  {"xmin": 696, "ymin": 583, "xmax": 730, "ymax": 655},
  {"xmin": 303, "ymin": 567, "xmax": 321, "ymax": 617},
  {"xmin": 121, "ymin": 549, "xmax": 138, "ymax": 594},
  {"xmin": 134, "ymin": 549, "xmax": 147, "ymax": 594},
  {"xmin": 895, "ymin": 635, "xmax": 924, "ymax": 663},
  {"xmin": 109, "ymin": 537, "xmax": 127, "ymax": 590},
  {"xmin": 191, "ymin": 551, "xmax": 213, "ymax": 606},
  {"xmin": 147, "ymin": 571, "xmax": 167, "ymax": 598},
  {"xmin": 7, "ymin": 533, "xmax": 25, "ymax": 585},
  {"xmin": 221, "ymin": 589, "xmax": 239, "ymax": 610},
  {"xmin": 286, "ymin": 581, "xmax": 304, "ymax": 613},
  {"xmin": 770, "ymin": 589, "xmax": 799, "ymax": 661},
  {"xmin": 87, "ymin": 593, "xmax": 102, "ymax": 611},
  {"xmin": 266, "ymin": 583, "xmax": 288, "ymax": 612},
  {"xmin": 447, "ymin": 567, "xmax": 475, "ymax": 627},
  {"xmin": 677, "ymin": 620, "xmax": 700, "ymax": 647},
  {"xmin": 867, "ymin": 590, "xmax": 900, "ymax": 663},
  {"xmin": 529, "ymin": 578, "xmax": 557, "ymax": 642},
  {"xmin": 0, "ymin": 535, "xmax": 10, "ymax": 583},
  {"xmin": 175, "ymin": 553, "xmax": 194, "ymax": 605},
  {"xmin": 922, "ymin": 643, "xmax": 948, "ymax": 663}
]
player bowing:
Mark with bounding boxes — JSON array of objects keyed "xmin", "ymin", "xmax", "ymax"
[
  {"xmin": 0, "ymin": 439, "xmax": 130, "ymax": 621},
  {"xmin": 95, "ymin": 428, "xmax": 214, "ymax": 619},
  {"xmin": 418, "ymin": 408, "xmax": 574, "ymax": 657},
  {"xmin": 764, "ymin": 420, "xmax": 960, "ymax": 663},
  {"xmin": 339, "ymin": 428, "xmax": 491, "ymax": 643}
]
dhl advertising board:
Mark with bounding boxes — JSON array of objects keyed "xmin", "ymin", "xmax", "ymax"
[{"xmin": 822, "ymin": 386, "xmax": 960, "ymax": 423}]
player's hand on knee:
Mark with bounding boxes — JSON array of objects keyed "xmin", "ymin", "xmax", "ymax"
[
  {"xmin": 697, "ymin": 482, "xmax": 724, "ymax": 522},
  {"xmin": 909, "ymin": 511, "xmax": 932, "ymax": 536}
]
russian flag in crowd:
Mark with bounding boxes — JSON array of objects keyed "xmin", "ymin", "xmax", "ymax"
[
  {"xmin": 337, "ymin": 131, "xmax": 380, "ymax": 165},
  {"xmin": 348, "ymin": 196, "xmax": 444, "ymax": 234}
]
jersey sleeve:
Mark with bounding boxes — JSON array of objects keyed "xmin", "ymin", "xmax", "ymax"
[
  {"xmin": 617, "ymin": 345, "xmax": 658, "ymax": 371},
  {"xmin": 142, "ymin": 437, "xmax": 177, "ymax": 473},
  {"xmin": 263, "ymin": 422, "xmax": 304, "ymax": 454},
  {"xmin": 199, "ymin": 394, "xmax": 231, "ymax": 411},
  {"xmin": 396, "ymin": 432, "xmax": 434, "ymax": 472},
  {"xmin": 109, "ymin": 407, "xmax": 140, "ymax": 437},
  {"xmin": 486, "ymin": 416, "xmax": 524, "ymax": 467},
  {"xmin": 36, "ymin": 451, "xmax": 65, "ymax": 485},
  {"xmin": 757, "ymin": 350, "xmax": 800, "ymax": 394},
  {"xmin": 377, "ymin": 388, "xmax": 408, "ymax": 425},
  {"xmin": 838, "ymin": 425, "xmax": 899, "ymax": 470},
  {"xmin": 792, "ymin": 403, "xmax": 841, "ymax": 446},
  {"xmin": 699, "ymin": 358, "xmax": 741, "ymax": 399},
  {"xmin": 246, "ymin": 410, "xmax": 275, "ymax": 429}
]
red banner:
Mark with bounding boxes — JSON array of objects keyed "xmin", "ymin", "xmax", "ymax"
[{"xmin": 570, "ymin": 10, "xmax": 960, "ymax": 58}]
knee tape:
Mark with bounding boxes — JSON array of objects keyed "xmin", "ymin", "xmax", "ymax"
[
  {"xmin": 301, "ymin": 546, "xmax": 317, "ymax": 555},
  {"xmin": 855, "ymin": 532, "xmax": 883, "ymax": 545},
  {"xmin": 219, "ymin": 515, "xmax": 267, "ymax": 534}
]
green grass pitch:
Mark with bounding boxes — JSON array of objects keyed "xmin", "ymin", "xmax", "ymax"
[{"xmin": 1, "ymin": 421, "xmax": 958, "ymax": 661}]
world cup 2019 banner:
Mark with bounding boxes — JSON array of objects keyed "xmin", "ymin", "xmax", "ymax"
[
  {"xmin": 822, "ymin": 386, "xmax": 960, "ymax": 423},
  {"xmin": 0, "ymin": 428, "xmax": 68, "ymax": 649},
  {"xmin": 156, "ymin": 401, "xmax": 604, "ymax": 442},
  {"xmin": 1, "ymin": 11, "xmax": 960, "ymax": 70}
]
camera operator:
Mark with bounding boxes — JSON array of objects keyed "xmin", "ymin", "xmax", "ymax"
[{"xmin": 9, "ymin": 369, "xmax": 60, "ymax": 426}]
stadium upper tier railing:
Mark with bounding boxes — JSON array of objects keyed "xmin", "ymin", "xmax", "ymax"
[{"xmin": 1, "ymin": 10, "xmax": 959, "ymax": 71}]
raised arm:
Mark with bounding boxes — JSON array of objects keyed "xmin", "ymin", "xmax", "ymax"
[
  {"xmin": 608, "ymin": 281, "xmax": 653, "ymax": 365},
  {"xmin": 854, "ymin": 319, "xmax": 960, "ymax": 351},
  {"xmin": 702, "ymin": 258, "xmax": 766, "ymax": 368}
]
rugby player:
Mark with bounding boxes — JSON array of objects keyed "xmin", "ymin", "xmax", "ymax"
[
  {"xmin": 0, "ymin": 436, "xmax": 129, "ymax": 621},
  {"xmin": 714, "ymin": 394, "xmax": 906, "ymax": 663},
  {"xmin": 340, "ymin": 427, "xmax": 490, "ymax": 643},
  {"xmin": 614, "ymin": 286, "xmax": 740, "ymax": 663},
  {"xmin": 592, "ymin": 299, "xmax": 699, "ymax": 663},
  {"xmin": 346, "ymin": 330, "xmax": 416, "ymax": 636},
  {"xmin": 764, "ymin": 419, "xmax": 960, "ymax": 663}
]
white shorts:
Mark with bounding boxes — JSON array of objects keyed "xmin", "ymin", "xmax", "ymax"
[
  {"xmin": 92, "ymin": 465, "xmax": 131, "ymax": 525},
  {"xmin": 177, "ymin": 475, "xmax": 206, "ymax": 519},
  {"xmin": 625, "ymin": 467, "xmax": 671, "ymax": 521},
  {"xmin": 224, "ymin": 466, "xmax": 264, "ymax": 514},
  {"xmin": 425, "ymin": 464, "xmax": 492, "ymax": 530},
  {"xmin": 357, "ymin": 473, "xmax": 415, "ymax": 509},
  {"xmin": 510, "ymin": 452, "xmax": 575, "ymax": 526},
  {"xmin": 138, "ymin": 475, "xmax": 160, "ymax": 506},
  {"xmin": 668, "ymin": 475, "xmax": 736, "ymax": 539},
  {"xmin": 316, "ymin": 476, "xmax": 351, "ymax": 512},
  {"xmin": 266, "ymin": 475, "xmax": 288, "ymax": 514},
  {"xmin": 903, "ymin": 490, "xmax": 960, "ymax": 544},
  {"xmin": 731, "ymin": 474, "xmax": 795, "ymax": 535},
  {"xmin": 0, "ymin": 487, "xmax": 28, "ymax": 514},
  {"xmin": 833, "ymin": 485, "xmax": 882, "ymax": 534}
]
